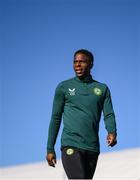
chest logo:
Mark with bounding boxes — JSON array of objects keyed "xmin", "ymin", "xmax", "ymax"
[
  {"xmin": 68, "ymin": 88, "xmax": 75, "ymax": 96},
  {"xmin": 93, "ymin": 88, "xmax": 102, "ymax": 96}
]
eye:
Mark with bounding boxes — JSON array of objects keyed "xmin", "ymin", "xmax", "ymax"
[
  {"xmin": 74, "ymin": 60, "xmax": 87, "ymax": 64},
  {"xmin": 80, "ymin": 60, "xmax": 86, "ymax": 63}
]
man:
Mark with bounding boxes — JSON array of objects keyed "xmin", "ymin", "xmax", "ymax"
[{"xmin": 46, "ymin": 49, "xmax": 117, "ymax": 179}]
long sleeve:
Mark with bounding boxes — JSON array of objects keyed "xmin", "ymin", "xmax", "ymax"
[
  {"xmin": 47, "ymin": 83, "xmax": 65, "ymax": 154},
  {"xmin": 103, "ymin": 87, "xmax": 117, "ymax": 135}
]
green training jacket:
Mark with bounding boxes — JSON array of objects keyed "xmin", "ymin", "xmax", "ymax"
[{"xmin": 47, "ymin": 75, "xmax": 117, "ymax": 154}]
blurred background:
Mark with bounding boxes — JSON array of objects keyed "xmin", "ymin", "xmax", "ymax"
[{"xmin": 0, "ymin": 0, "xmax": 140, "ymax": 167}]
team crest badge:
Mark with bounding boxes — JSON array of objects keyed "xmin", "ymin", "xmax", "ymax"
[
  {"xmin": 66, "ymin": 148, "xmax": 74, "ymax": 155},
  {"xmin": 93, "ymin": 88, "xmax": 102, "ymax": 96},
  {"xmin": 68, "ymin": 88, "xmax": 75, "ymax": 96}
]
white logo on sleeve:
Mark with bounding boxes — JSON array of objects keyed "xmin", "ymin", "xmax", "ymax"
[{"xmin": 68, "ymin": 88, "xmax": 76, "ymax": 96}]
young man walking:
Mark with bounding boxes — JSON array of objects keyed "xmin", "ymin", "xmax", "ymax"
[{"xmin": 46, "ymin": 49, "xmax": 117, "ymax": 179}]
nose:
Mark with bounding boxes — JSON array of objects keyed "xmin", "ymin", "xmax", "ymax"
[{"xmin": 75, "ymin": 62, "xmax": 81, "ymax": 67}]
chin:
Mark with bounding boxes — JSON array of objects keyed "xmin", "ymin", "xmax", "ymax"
[{"xmin": 76, "ymin": 74, "xmax": 85, "ymax": 79}]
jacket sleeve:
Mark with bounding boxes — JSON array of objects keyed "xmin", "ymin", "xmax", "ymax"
[
  {"xmin": 47, "ymin": 83, "xmax": 65, "ymax": 154},
  {"xmin": 103, "ymin": 86, "xmax": 117, "ymax": 135}
]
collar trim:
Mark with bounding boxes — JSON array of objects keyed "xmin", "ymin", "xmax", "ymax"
[{"xmin": 74, "ymin": 75, "xmax": 94, "ymax": 83}]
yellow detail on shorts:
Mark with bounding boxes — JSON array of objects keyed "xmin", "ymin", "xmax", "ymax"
[{"xmin": 66, "ymin": 148, "xmax": 74, "ymax": 155}]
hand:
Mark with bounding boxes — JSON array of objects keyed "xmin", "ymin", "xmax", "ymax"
[
  {"xmin": 107, "ymin": 133, "xmax": 117, "ymax": 147},
  {"xmin": 46, "ymin": 153, "xmax": 56, "ymax": 167}
]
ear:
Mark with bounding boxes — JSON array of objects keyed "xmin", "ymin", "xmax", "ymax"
[{"xmin": 90, "ymin": 62, "xmax": 93, "ymax": 69}]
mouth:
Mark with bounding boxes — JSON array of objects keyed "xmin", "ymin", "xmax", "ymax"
[{"xmin": 75, "ymin": 69, "xmax": 83, "ymax": 76}]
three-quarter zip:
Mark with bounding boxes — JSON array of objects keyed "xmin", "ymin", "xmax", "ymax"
[{"xmin": 47, "ymin": 76, "xmax": 117, "ymax": 154}]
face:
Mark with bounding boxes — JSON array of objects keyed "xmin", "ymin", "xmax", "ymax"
[{"xmin": 73, "ymin": 53, "xmax": 92, "ymax": 78}]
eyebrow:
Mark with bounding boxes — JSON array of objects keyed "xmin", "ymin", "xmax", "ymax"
[{"xmin": 74, "ymin": 59, "xmax": 88, "ymax": 62}]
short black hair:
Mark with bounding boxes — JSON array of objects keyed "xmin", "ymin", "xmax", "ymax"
[{"xmin": 74, "ymin": 49, "xmax": 94, "ymax": 63}]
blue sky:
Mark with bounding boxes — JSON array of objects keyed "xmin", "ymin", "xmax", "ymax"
[{"xmin": 1, "ymin": 0, "xmax": 140, "ymax": 167}]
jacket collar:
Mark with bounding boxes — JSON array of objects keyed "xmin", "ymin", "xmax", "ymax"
[{"xmin": 75, "ymin": 75, "xmax": 94, "ymax": 83}]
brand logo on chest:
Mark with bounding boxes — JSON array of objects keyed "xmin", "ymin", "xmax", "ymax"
[{"xmin": 68, "ymin": 88, "xmax": 76, "ymax": 96}]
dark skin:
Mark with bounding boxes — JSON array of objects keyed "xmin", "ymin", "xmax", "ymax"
[
  {"xmin": 46, "ymin": 53, "xmax": 117, "ymax": 167},
  {"xmin": 73, "ymin": 53, "xmax": 93, "ymax": 79},
  {"xmin": 46, "ymin": 153, "xmax": 56, "ymax": 167}
]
